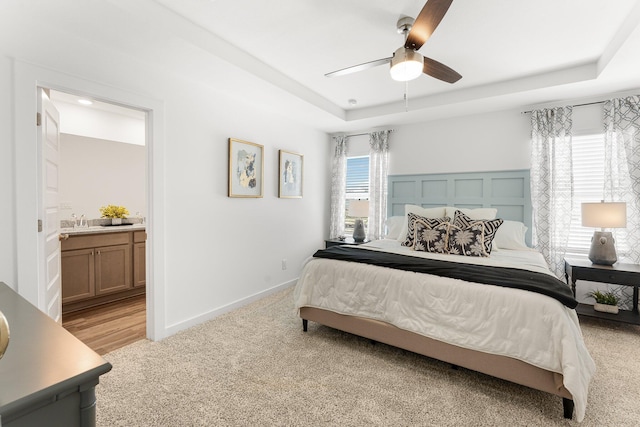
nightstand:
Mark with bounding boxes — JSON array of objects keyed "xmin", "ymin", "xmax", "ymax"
[
  {"xmin": 325, "ymin": 238, "xmax": 370, "ymax": 248},
  {"xmin": 564, "ymin": 257, "xmax": 640, "ymax": 325}
]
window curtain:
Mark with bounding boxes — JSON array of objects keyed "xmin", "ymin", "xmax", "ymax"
[
  {"xmin": 530, "ymin": 107, "xmax": 574, "ymax": 278},
  {"xmin": 368, "ymin": 130, "xmax": 391, "ymax": 240},
  {"xmin": 329, "ymin": 135, "xmax": 348, "ymax": 238},
  {"xmin": 603, "ymin": 95, "xmax": 640, "ymax": 264}
]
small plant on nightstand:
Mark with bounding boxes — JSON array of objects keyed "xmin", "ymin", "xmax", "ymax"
[{"xmin": 587, "ymin": 290, "xmax": 620, "ymax": 314}]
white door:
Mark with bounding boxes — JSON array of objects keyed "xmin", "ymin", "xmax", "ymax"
[{"xmin": 37, "ymin": 88, "xmax": 62, "ymax": 323}]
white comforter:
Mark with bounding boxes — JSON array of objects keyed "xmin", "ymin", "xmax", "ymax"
[{"xmin": 293, "ymin": 240, "xmax": 596, "ymax": 422}]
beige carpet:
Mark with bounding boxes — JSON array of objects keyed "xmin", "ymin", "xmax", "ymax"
[{"xmin": 97, "ymin": 287, "xmax": 640, "ymax": 426}]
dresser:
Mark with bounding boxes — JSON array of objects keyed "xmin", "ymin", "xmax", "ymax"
[{"xmin": 0, "ymin": 282, "xmax": 112, "ymax": 426}]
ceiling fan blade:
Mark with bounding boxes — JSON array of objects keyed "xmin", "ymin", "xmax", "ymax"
[
  {"xmin": 405, "ymin": 0, "xmax": 453, "ymax": 51},
  {"xmin": 325, "ymin": 57, "xmax": 392, "ymax": 78},
  {"xmin": 423, "ymin": 57, "xmax": 461, "ymax": 83}
]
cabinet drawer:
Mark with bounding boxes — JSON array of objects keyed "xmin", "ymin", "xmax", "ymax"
[
  {"xmin": 134, "ymin": 230, "xmax": 147, "ymax": 243},
  {"xmin": 572, "ymin": 266, "xmax": 638, "ymax": 286},
  {"xmin": 62, "ymin": 232, "xmax": 131, "ymax": 251}
]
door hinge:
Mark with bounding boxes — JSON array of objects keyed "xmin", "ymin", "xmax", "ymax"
[
  {"xmin": 36, "ymin": 112, "xmax": 41, "ymax": 126},
  {"xmin": 37, "ymin": 219, "xmax": 43, "ymax": 232}
]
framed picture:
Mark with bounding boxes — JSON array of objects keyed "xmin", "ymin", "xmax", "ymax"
[
  {"xmin": 228, "ymin": 138, "xmax": 264, "ymax": 198},
  {"xmin": 279, "ymin": 150, "xmax": 303, "ymax": 198}
]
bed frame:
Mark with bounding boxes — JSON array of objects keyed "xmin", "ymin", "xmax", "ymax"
[{"xmin": 300, "ymin": 170, "xmax": 576, "ymax": 419}]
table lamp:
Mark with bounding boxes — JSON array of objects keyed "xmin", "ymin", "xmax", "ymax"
[
  {"xmin": 348, "ymin": 200, "xmax": 369, "ymax": 243},
  {"xmin": 581, "ymin": 201, "xmax": 627, "ymax": 265}
]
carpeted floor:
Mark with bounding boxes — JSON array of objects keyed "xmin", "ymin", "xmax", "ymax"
[{"xmin": 97, "ymin": 287, "xmax": 640, "ymax": 426}]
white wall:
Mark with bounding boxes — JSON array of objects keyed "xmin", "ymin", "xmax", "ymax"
[
  {"xmin": 1, "ymin": 42, "xmax": 329, "ymax": 338},
  {"xmin": 389, "ymin": 109, "xmax": 531, "ymax": 175},
  {"xmin": 59, "ymin": 134, "xmax": 146, "ymax": 221},
  {"xmin": 0, "ymin": 55, "xmax": 16, "ymax": 289}
]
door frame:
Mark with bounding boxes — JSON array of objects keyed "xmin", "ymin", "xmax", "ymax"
[{"xmin": 14, "ymin": 60, "xmax": 167, "ymax": 340}]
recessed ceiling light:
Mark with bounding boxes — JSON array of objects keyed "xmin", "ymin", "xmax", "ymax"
[
  {"xmin": 78, "ymin": 99, "xmax": 93, "ymax": 105},
  {"xmin": 348, "ymin": 99, "xmax": 357, "ymax": 106}
]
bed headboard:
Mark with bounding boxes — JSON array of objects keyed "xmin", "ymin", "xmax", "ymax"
[{"xmin": 388, "ymin": 170, "xmax": 532, "ymax": 246}]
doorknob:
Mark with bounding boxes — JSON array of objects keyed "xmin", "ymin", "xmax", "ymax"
[{"xmin": 58, "ymin": 233, "xmax": 69, "ymax": 241}]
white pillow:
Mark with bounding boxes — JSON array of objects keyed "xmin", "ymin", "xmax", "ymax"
[
  {"xmin": 397, "ymin": 205, "xmax": 447, "ymax": 242},
  {"xmin": 384, "ymin": 216, "xmax": 405, "ymax": 240},
  {"xmin": 445, "ymin": 207, "xmax": 497, "ymax": 220},
  {"xmin": 493, "ymin": 220, "xmax": 529, "ymax": 250}
]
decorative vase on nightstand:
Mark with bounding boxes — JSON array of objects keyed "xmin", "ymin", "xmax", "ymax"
[{"xmin": 0, "ymin": 310, "xmax": 9, "ymax": 360}]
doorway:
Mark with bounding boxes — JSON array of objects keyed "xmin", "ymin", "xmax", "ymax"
[{"xmin": 49, "ymin": 89, "xmax": 148, "ymax": 354}]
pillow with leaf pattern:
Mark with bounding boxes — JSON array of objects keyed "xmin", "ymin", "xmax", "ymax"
[
  {"xmin": 413, "ymin": 218, "xmax": 450, "ymax": 254},
  {"xmin": 401, "ymin": 213, "xmax": 450, "ymax": 248},
  {"xmin": 448, "ymin": 210, "xmax": 503, "ymax": 257}
]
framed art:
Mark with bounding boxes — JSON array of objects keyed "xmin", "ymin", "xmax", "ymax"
[
  {"xmin": 279, "ymin": 150, "xmax": 303, "ymax": 198},
  {"xmin": 228, "ymin": 138, "xmax": 264, "ymax": 198}
]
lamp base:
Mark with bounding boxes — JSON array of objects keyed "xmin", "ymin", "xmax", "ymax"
[
  {"xmin": 588, "ymin": 231, "xmax": 617, "ymax": 265},
  {"xmin": 352, "ymin": 219, "xmax": 366, "ymax": 243}
]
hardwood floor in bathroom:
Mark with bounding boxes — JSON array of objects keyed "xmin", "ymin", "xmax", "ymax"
[{"xmin": 62, "ymin": 294, "xmax": 146, "ymax": 355}]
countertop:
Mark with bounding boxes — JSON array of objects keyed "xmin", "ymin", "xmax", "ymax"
[{"xmin": 60, "ymin": 223, "xmax": 146, "ymax": 236}]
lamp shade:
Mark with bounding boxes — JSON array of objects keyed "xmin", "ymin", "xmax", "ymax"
[
  {"xmin": 390, "ymin": 47, "xmax": 424, "ymax": 82},
  {"xmin": 348, "ymin": 200, "xmax": 369, "ymax": 218},
  {"xmin": 581, "ymin": 202, "xmax": 627, "ymax": 228}
]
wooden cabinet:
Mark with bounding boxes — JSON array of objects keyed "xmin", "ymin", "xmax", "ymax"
[
  {"xmin": 62, "ymin": 230, "xmax": 144, "ymax": 313},
  {"xmin": 133, "ymin": 230, "xmax": 146, "ymax": 288}
]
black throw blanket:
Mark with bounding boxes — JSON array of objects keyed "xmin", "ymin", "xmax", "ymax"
[{"xmin": 313, "ymin": 246, "xmax": 577, "ymax": 309}]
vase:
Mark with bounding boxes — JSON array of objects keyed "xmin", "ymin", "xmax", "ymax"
[
  {"xmin": 111, "ymin": 218, "xmax": 122, "ymax": 225},
  {"xmin": 593, "ymin": 303, "xmax": 619, "ymax": 314},
  {"xmin": 0, "ymin": 310, "xmax": 9, "ymax": 359}
]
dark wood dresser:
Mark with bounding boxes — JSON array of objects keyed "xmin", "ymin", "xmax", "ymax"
[{"xmin": 0, "ymin": 282, "xmax": 112, "ymax": 426}]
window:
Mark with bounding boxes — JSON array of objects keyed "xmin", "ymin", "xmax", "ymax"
[
  {"xmin": 567, "ymin": 133, "xmax": 629, "ymax": 256},
  {"xmin": 345, "ymin": 156, "xmax": 369, "ymax": 233}
]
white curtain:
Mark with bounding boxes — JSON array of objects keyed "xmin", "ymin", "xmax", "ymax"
[
  {"xmin": 368, "ymin": 130, "xmax": 391, "ymax": 240},
  {"xmin": 329, "ymin": 135, "xmax": 348, "ymax": 239},
  {"xmin": 604, "ymin": 95, "xmax": 640, "ymax": 265},
  {"xmin": 530, "ymin": 107, "xmax": 574, "ymax": 278}
]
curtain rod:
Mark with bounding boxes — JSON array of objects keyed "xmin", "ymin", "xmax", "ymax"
[
  {"xmin": 521, "ymin": 100, "xmax": 604, "ymax": 114},
  {"xmin": 338, "ymin": 129, "xmax": 395, "ymax": 138}
]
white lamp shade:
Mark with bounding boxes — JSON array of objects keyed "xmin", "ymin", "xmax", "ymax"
[
  {"xmin": 348, "ymin": 200, "xmax": 369, "ymax": 218},
  {"xmin": 390, "ymin": 48, "xmax": 424, "ymax": 82},
  {"xmin": 581, "ymin": 202, "xmax": 627, "ymax": 228}
]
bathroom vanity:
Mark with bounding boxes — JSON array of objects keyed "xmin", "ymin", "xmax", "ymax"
[{"xmin": 60, "ymin": 225, "xmax": 146, "ymax": 313}]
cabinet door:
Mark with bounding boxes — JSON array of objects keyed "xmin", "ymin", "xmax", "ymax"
[
  {"xmin": 95, "ymin": 244, "xmax": 131, "ymax": 295},
  {"xmin": 133, "ymin": 242, "xmax": 146, "ymax": 288},
  {"xmin": 61, "ymin": 248, "xmax": 95, "ymax": 303}
]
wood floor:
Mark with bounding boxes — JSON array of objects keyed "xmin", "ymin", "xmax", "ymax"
[{"xmin": 62, "ymin": 294, "xmax": 146, "ymax": 355}]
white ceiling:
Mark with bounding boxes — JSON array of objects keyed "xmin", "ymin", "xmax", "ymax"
[
  {"xmin": 151, "ymin": 0, "xmax": 640, "ymax": 131},
  {"xmin": 2, "ymin": 0, "xmax": 640, "ymax": 133}
]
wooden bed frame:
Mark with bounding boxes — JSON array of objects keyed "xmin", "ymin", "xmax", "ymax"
[
  {"xmin": 299, "ymin": 307, "xmax": 575, "ymax": 419},
  {"xmin": 300, "ymin": 170, "xmax": 575, "ymax": 418}
]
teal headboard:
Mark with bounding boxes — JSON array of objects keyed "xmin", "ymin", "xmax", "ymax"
[{"xmin": 388, "ymin": 170, "xmax": 532, "ymax": 246}]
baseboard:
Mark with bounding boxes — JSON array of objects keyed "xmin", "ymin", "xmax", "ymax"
[{"xmin": 162, "ymin": 279, "xmax": 297, "ymax": 338}]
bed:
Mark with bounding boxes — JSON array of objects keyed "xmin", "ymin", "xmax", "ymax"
[{"xmin": 294, "ymin": 171, "xmax": 595, "ymax": 422}]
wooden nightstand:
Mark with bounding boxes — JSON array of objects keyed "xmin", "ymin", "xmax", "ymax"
[
  {"xmin": 564, "ymin": 257, "xmax": 640, "ymax": 325},
  {"xmin": 325, "ymin": 238, "xmax": 370, "ymax": 248}
]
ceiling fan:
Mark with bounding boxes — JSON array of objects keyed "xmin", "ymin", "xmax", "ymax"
[{"xmin": 325, "ymin": 0, "xmax": 462, "ymax": 84}]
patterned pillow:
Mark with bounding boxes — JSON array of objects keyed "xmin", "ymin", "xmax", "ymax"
[
  {"xmin": 413, "ymin": 219, "xmax": 450, "ymax": 254},
  {"xmin": 448, "ymin": 210, "xmax": 503, "ymax": 257},
  {"xmin": 401, "ymin": 213, "xmax": 450, "ymax": 247}
]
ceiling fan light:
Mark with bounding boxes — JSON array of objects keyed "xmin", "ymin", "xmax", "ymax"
[{"xmin": 390, "ymin": 48, "xmax": 424, "ymax": 82}]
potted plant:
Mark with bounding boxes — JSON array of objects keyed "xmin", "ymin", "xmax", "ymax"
[
  {"xmin": 99, "ymin": 205, "xmax": 130, "ymax": 225},
  {"xmin": 586, "ymin": 290, "xmax": 620, "ymax": 314}
]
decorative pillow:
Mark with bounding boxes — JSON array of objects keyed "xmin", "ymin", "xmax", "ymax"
[
  {"xmin": 448, "ymin": 210, "xmax": 503, "ymax": 256},
  {"xmin": 384, "ymin": 216, "xmax": 405, "ymax": 240},
  {"xmin": 397, "ymin": 205, "xmax": 447, "ymax": 242},
  {"xmin": 493, "ymin": 220, "xmax": 528, "ymax": 250},
  {"xmin": 444, "ymin": 207, "xmax": 498, "ymax": 221},
  {"xmin": 401, "ymin": 213, "xmax": 450, "ymax": 247},
  {"xmin": 413, "ymin": 219, "xmax": 450, "ymax": 254}
]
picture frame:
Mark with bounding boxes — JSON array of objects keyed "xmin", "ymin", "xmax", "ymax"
[
  {"xmin": 228, "ymin": 138, "xmax": 264, "ymax": 198},
  {"xmin": 278, "ymin": 150, "xmax": 303, "ymax": 198}
]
